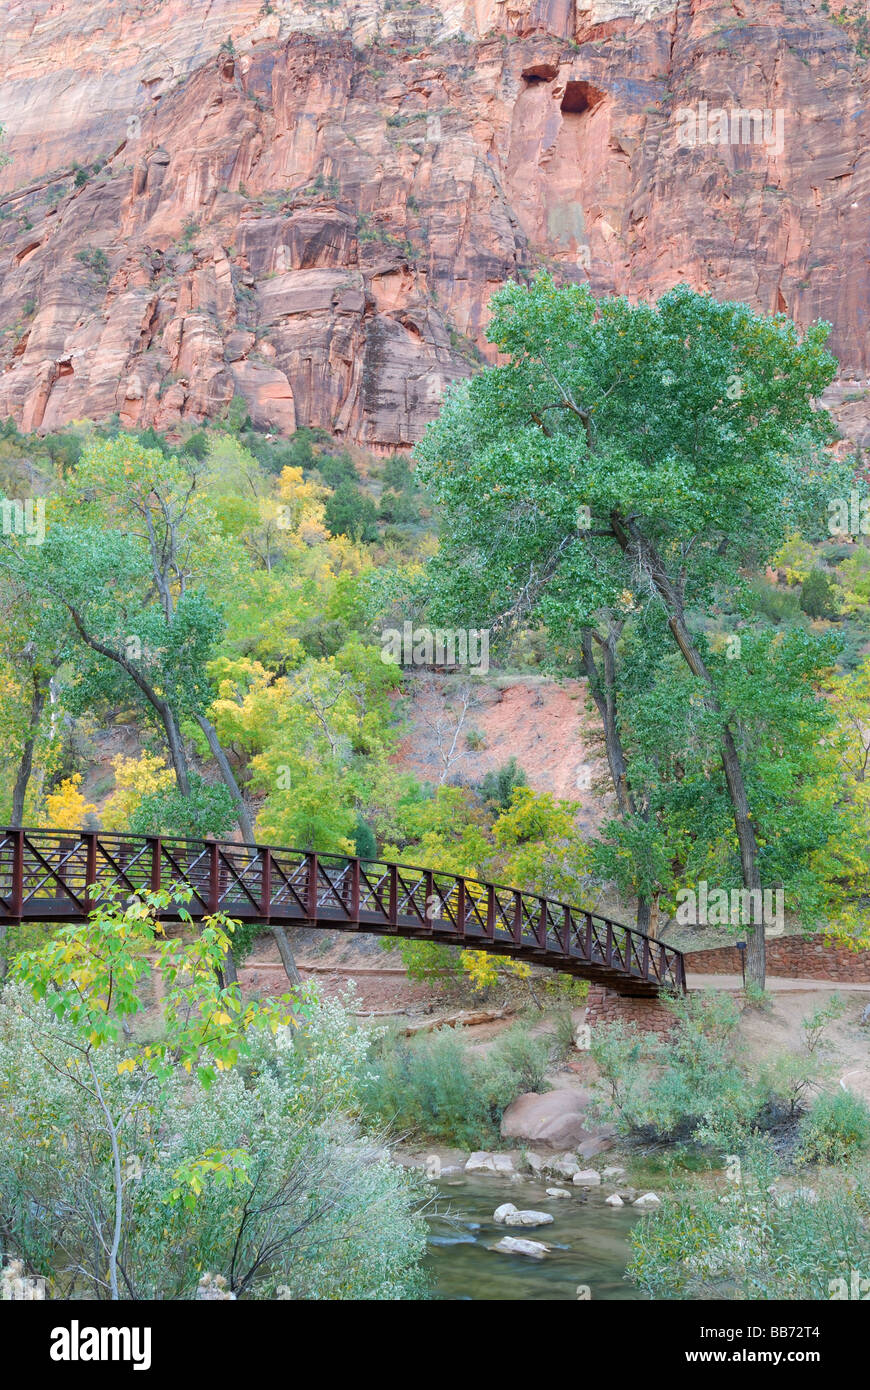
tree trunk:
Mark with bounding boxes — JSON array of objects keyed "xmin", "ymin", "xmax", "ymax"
[
  {"xmin": 67, "ymin": 606, "xmax": 193, "ymax": 794},
  {"xmin": 161, "ymin": 703, "xmax": 190, "ymax": 796},
  {"xmin": 609, "ymin": 513, "xmax": 766, "ymax": 987},
  {"xmin": 271, "ymin": 923, "xmax": 302, "ymax": 987},
  {"xmin": 195, "ymin": 714, "xmax": 301, "ymax": 985},
  {"xmin": 581, "ymin": 624, "xmax": 653, "ymax": 938},
  {"xmin": 219, "ymin": 952, "xmax": 239, "ymax": 988},
  {"xmin": 11, "ymin": 672, "xmax": 47, "ymax": 825},
  {"xmin": 580, "ymin": 626, "xmax": 635, "ymax": 818},
  {"xmin": 194, "ymin": 713, "xmax": 255, "ymax": 842}
]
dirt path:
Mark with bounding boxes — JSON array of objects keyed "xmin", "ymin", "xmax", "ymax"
[{"xmin": 687, "ymin": 973, "xmax": 870, "ymax": 993}]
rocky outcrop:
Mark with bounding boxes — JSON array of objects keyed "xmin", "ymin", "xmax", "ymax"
[{"xmin": 0, "ymin": 1, "xmax": 868, "ymax": 446}]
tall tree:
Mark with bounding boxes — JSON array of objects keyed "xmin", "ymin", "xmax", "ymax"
[{"xmin": 415, "ymin": 278, "xmax": 844, "ymax": 985}]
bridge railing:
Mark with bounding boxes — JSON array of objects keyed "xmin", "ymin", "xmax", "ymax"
[{"xmin": 0, "ymin": 828, "xmax": 685, "ymax": 994}]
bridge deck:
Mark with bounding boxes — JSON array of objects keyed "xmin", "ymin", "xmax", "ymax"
[{"xmin": 0, "ymin": 829, "xmax": 685, "ymax": 998}]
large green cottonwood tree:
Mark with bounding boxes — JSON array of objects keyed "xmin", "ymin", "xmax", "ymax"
[{"xmin": 415, "ymin": 277, "xmax": 842, "ymax": 986}]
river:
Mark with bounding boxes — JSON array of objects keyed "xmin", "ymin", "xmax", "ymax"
[{"xmin": 424, "ymin": 1172, "xmax": 648, "ymax": 1300}]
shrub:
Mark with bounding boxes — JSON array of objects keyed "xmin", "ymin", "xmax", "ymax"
[
  {"xmin": 378, "ymin": 490, "xmax": 420, "ymax": 524},
  {"xmin": 360, "ymin": 1023, "xmax": 552, "ymax": 1148},
  {"xmin": 74, "ymin": 247, "xmax": 110, "ymax": 281},
  {"xmin": 128, "ymin": 772, "xmax": 236, "ymax": 839},
  {"xmin": 800, "ymin": 567, "xmax": 841, "ymax": 618},
  {"xmin": 352, "ymin": 816, "xmax": 377, "ymax": 860},
  {"xmin": 0, "ymin": 974, "xmax": 428, "ymax": 1300},
  {"xmin": 324, "ymin": 480, "xmax": 379, "ymax": 542},
  {"xmin": 588, "ymin": 1019, "xmax": 650, "ymax": 1126},
  {"xmin": 317, "ymin": 450, "xmax": 358, "ymax": 489},
  {"xmin": 382, "ymin": 454, "xmax": 415, "ymax": 492},
  {"xmin": 589, "ymin": 993, "xmax": 758, "ymax": 1140},
  {"xmin": 479, "ymin": 757, "xmax": 528, "ymax": 811},
  {"xmin": 797, "ymin": 1089, "xmax": 870, "ymax": 1164},
  {"xmin": 628, "ymin": 1152, "xmax": 870, "ymax": 1300},
  {"xmin": 747, "ymin": 578, "xmax": 803, "ymax": 624}
]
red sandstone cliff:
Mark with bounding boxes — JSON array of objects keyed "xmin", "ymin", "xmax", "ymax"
[{"xmin": 0, "ymin": 0, "xmax": 867, "ymax": 447}]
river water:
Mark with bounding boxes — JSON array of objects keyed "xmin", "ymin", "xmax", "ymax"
[{"xmin": 424, "ymin": 1173, "xmax": 648, "ymax": 1301}]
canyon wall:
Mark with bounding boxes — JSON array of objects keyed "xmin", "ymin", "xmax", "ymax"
[{"xmin": 0, "ymin": 0, "xmax": 867, "ymax": 447}]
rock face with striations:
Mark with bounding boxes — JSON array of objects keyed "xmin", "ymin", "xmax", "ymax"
[{"xmin": 0, "ymin": 0, "xmax": 867, "ymax": 447}]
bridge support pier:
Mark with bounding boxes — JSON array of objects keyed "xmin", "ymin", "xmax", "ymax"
[{"xmin": 585, "ymin": 985, "xmax": 678, "ymax": 1037}]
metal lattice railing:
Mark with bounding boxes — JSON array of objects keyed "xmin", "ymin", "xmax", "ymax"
[{"xmin": 0, "ymin": 828, "xmax": 686, "ymax": 997}]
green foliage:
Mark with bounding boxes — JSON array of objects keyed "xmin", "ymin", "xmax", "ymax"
[
  {"xmin": 590, "ymin": 993, "xmax": 757, "ymax": 1140},
  {"xmin": 74, "ymin": 247, "xmax": 110, "ymax": 282},
  {"xmin": 128, "ymin": 773, "xmax": 236, "ymax": 838},
  {"xmin": 352, "ymin": 816, "xmax": 378, "ymax": 859},
  {"xmin": 324, "ymin": 480, "xmax": 379, "ymax": 542},
  {"xmin": 797, "ymin": 1088, "xmax": 870, "ymax": 1164},
  {"xmin": 0, "ymin": 957, "xmax": 428, "ymax": 1299},
  {"xmin": 223, "ymin": 393, "xmax": 251, "ymax": 433},
  {"xmin": 800, "ymin": 566, "xmax": 842, "ymax": 618},
  {"xmin": 378, "ymin": 489, "xmax": 420, "ymax": 524},
  {"xmin": 628, "ymin": 1158, "xmax": 870, "ymax": 1299},
  {"xmin": 360, "ymin": 1023, "xmax": 552, "ymax": 1147},
  {"xmin": 588, "ymin": 1019, "xmax": 650, "ymax": 1121},
  {"xmin": 316, "ymin": 451, "xmax": 359, "ymax": 488},
  {"xmin": 479, "ymin": 756, "xmax": 528, "ymax": 811},
  {"xmin": 415, "ymin": 276, "xmax": 851, "ymax": 958},
  {"xmin": 382, "ymin": 454, "xmax": 415, "ymax": 492},
  {"xmin": 747, "ymin": 577, "xmax": 803, "ymax": 624}
]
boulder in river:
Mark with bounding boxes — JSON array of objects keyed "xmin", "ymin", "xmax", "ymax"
[
  {"xmin": 504, "ymin": 1209, "xmax": 555, "ymax": 1228},
  {"xmin": 546, "ymin": 1187, "xmax": 572, "ymax": 1198},
  {"xmin": 633, "ymin": 1192, "xmax": 661, "ymax": 1208},
  {"xmin": 572, "ymin": 1169, "xmax": 602, "ymax": 1186},
  {"xmin": 605, "ymin": 1193, "xmax": 624, "ymax": 1207},
  {"xmin": 492, "ymin": 1236, "xmax": 551, "ymax": 1259},
  {"xmin": 465, "ymin": 1152, "xmax": 516, "ymax": 1175}
]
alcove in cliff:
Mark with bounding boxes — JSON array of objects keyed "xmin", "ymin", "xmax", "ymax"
[{"xmin": 559, "ymin": 81, "xmax": 605, "ymax": 116}]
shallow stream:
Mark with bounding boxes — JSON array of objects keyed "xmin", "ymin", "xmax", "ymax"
[{"xmin": 423, "ymin": 1173, "xmax": 648, "ymax": 1301}]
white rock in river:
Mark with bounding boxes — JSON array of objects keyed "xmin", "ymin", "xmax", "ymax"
[
  {"xmin": 492, "ymin": 1236, "xmax": 551, "ymax": 1259},
  {"xmin": 605, "ymin": 1193, "xmax": 624, "ymax": 1207},
  {"xmin": 572, "ymin": 1169, "xmax": 602, "ymax": 1186},
  {"xmin": 493, "ymin": 1203, "xmax": 518, "ymax": 1224},
  {"xmin": 466, "ymin": 1152, "xmax": 516, "ymax": 1175},
  {"xmin": 504, "ymin": 1209, "xmax": 555, "ymax": 1228},
  {"xmin": 546, "ymin": 1187, "xmax": 572, "ymax": 1198},
  {"xmin": 633, "ymin": 1192, "xmax": 661, "ymax": 1208}
]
